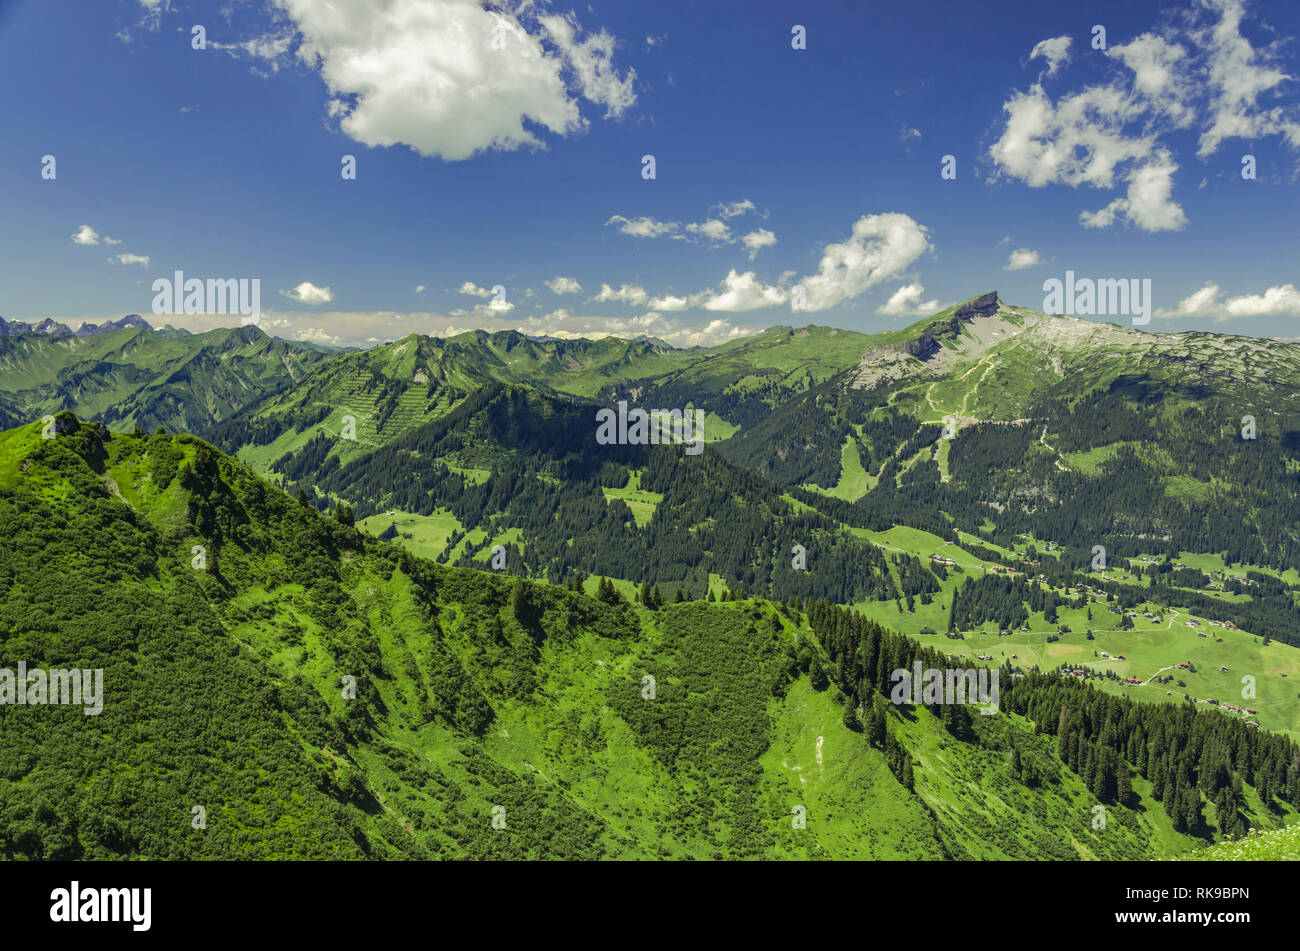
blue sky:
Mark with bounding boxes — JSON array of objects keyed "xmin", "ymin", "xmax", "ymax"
[{"xmin": 1, "ymin": 0, "xmax": 1298, "ymax": 347}]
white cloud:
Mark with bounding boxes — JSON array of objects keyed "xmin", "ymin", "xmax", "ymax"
[
  {"xmin": 741, "ymin": 228, "xmax": 777, "ymax": 259},
  {"xmin": 112, "ymin": 253, "xmax": 151, "ymax": 266},
  {"xmin": 680, "ymin": 318, "xmax": 750, "ymax": 346},
  {"xmin": 606, "ymin": 199, "xmax": 760, "ymax": 245},
  {"xmin": 523, "ymin": 310, "xmax": 753, "ymax": 347},
  {"xmin": 605, "ymin": 215, "xmax": 678, "ymax": 238},
  {"xmin": 1157, "ymin": 282, "xmax": 1300, "ymax": 321},
  {"xmin": 415, "ymin": 284, "xmax": 426, "ymax": 293},
  {"xmin": 693, "ymin": 269, "xmax": 788, "ymax": 312},
  {"xmin": 283, "ymin": 281, "xmax": 335, "ymax": 304},
  {"xmin": 1220, "ymin": 284, "xmax": 1300, "ymax": 317},
  {"xmin": 595, "ymin": 211, "xmax": 931, "ymax": 315},
  {"xmin": 119, "ymin": 0, "xmax": 169, "ymax": 39},
  {"xmin": 1079, "ymin": 149, "xmax": 1187, "ymax": 232},
  {"xmin": 291, "ymin": 326, "xmax": 344, "ymax": 347},
  {"xmin": 1195, "ymin": 0, "xmax": 1300, "ymax": 156},
  {"xmin": 877, "ymin": 283, "xmax": 941, "ymax": 316},
  {"xmin": 451, "ymin": 299, "xmax": 514, "ymax": 317},
  {"xmin": 1111, "ymin": 34, "xmax": 1196, "ymax": 126},
  {"xmin": 71, "ymin": 224, "xmax": 120, "ymax": 246},
  {"xmin": 1004, "ymin": 248, "xmax": 1040, "ymax": 271},
  {"xmin": 990, "ymin": 83, "xmax": 1153, "ymax": 190},
  {"xmin": 537, "ymin": 12, "xmax": 636, "ymax": 118},
  {"xmin": 591, "ymin": 283, "xmax": 649, "ymax": 306},
  {"xmin": 451, "ymin": 283, "xmax": 512, "ymax": 312},
  {"xmin": 1029, "ymin": 35, "xmax": 1072, "ymax": 77},
  {"xmin": 213, "ymin": 32, "xmax": 295, "ymax": 72},
  {"xmin": 545, "ymin": 276, "xmax": 582, "ymax": 294},
  {"xmin": 646, "ymin": 294, "xmax": 690, "ymax": 311},
  {"xmin": 991, "ymin": 1, "xmax": 1300, "ymax": 233},
  {"xmin": 710, "ymin": 199, "xmax": 756, "ymax": 219},
  {"xmin": 1159, "ymin": 283, "xmax": 1223, "ymax": 318},
  {"xmin": 683, "ymin": 218, "xmax": 732, "ymax": 243},
  {"xmin": 229, "ymin": 0, "xmax": 636, "ymax": 161},
  {"xmin": 458, "ymin": 281, "xmax": 493, "ymax": 298},
  {"xmin": 795, "ymin": 213, "xmax": 932, "ymax": 312}
]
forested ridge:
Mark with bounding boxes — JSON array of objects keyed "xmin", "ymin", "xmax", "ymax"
[
  {"xmin": 234, "ymin": 385, "xmax": 941, "ymax": 605},
  {"xmin": 3, "ymin": 415, "xmax": 1292, "ymax": 859},
  {"xmin": 805, "ymin": 600, "xmax": 1300, "ymax": 841}
]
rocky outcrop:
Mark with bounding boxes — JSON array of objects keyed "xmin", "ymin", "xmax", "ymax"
[
  {"xmin": 848, "ymin": 292, "xmax": 1002, "ymax": 389},
  {"xmin": 906, "ymin": 292, "xmax": 1001, "ymax": 360}
]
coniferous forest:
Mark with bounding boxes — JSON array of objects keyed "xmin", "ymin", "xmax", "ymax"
[{"xmin": 7, "ymin": 1, "xmax": 1300, "ymax": 894}]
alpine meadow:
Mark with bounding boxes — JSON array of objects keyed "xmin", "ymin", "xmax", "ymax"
[{"xmin": 3, "ymin": 0, "xmax": 1300, "ymax": 902}]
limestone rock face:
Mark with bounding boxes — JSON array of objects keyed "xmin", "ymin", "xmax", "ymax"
[{"xmin": 849, "ymin": 292, "xmax": 1002, "ymax": 389}]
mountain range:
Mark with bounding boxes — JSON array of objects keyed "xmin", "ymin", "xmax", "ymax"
[{"xmin": 1, "ymin": 293, "xmax": 1298, "ymax": 859}]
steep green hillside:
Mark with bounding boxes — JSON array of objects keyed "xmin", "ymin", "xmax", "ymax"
[
  {"xmin": 3, "ymin": 415, "xmax": 1294, "ymax": 859},
  {"xmin": 1192, "ymin": 822, "xmax": 1300, "ymax": 860},
  {"xmin": 190, "ymin": 302, "xmax": 1300, "ymax": 735},
  {"xmin": 14, "ymin": 298, "xmax": 1300, "ymax": 815}
]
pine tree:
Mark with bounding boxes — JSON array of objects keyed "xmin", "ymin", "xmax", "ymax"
[
  {"xmin": 511, "ymin": 578, "xmax": 527, "ymax": 621},
  {"xmin": 1182, "ymin": 787, "xmax": 1201, "ymax": 832},
  {"xmin": 597, "ymin": 577, "xmax": 622, "ymax": 605},
  {"xmin": 842, "ymin": 702, "xmax": 859, "ymax": 731},
  {"xmin": 1117, "ymin": 766, "xmax": 1132, "ymax": 807},
  {"xmin": 809, "ymin": 655, "xmax": 828, "ymax": 691},
  {"xmin": 867, "ymin": 706, "xmax": 886, "ymax": 748}
]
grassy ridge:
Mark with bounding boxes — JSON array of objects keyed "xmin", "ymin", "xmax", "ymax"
[{"xmin": 2, "ymin": 417, "xmax": 1293, "ymax": 859}]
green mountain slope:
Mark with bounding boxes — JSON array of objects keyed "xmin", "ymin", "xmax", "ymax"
[
  {"xmin": 4, "ymin": 415, "xmax": 1295, "ymax": 859},
  {"xmin": 190, "ymin": 301, "xmax": 1300, "ymax": 727},
  {"xmin": 201, "ymin": 324, "xmax": 877, "ymax": 472},
  {"xmin": 1192, "ymin": 822, "xmax": 1300, "ymax": 860},
  {"xmin": 14, "ymin": 296, "xmax": 1300, "ymax": 766},
  {"xmin": 725, "ymin": 293, "xmax": 1300, "ymax": 581}
]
